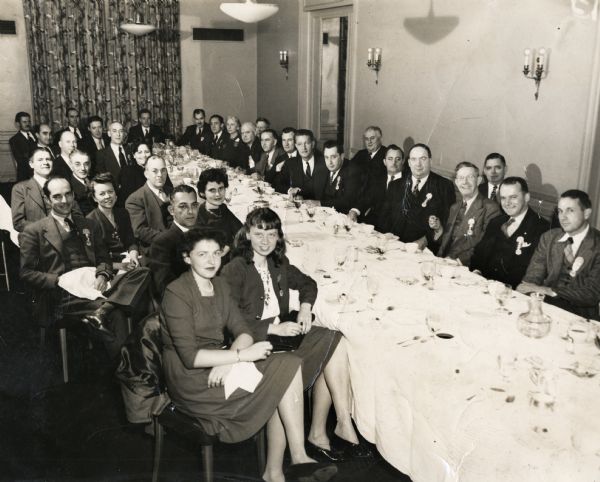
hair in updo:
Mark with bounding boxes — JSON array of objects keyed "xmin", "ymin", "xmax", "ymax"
[{"xmin": 232, "ymin": 207, "xmax": 286, "ymax": 266}]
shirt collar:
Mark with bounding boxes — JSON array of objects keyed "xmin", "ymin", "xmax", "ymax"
[
  {"xmin": 462, "ymin": 193, "xmax": 479, "ymax": 212},
  {"xmin": 303, "ymin": 156, "xmax": 315, "ymax": 166},
  {"xmin": 369, "ymin": 147, "xmax": 381, "ymax": 159},
  {"xmin": 411, "ymin": 174, "xmax": 429, "ymax": 189},
  {"xmin": 288, "ymin": 150, "xmax": 297, "ymax": 157},
  {"xmin": 51, "ymin": 211, "xmax": 72, "ymax": 228},
  {"xmin": 33, "ymin": 174, "xmax": 47, "ymax": 188},
  {"xmin": 72, "ymin": 175, "xmax": 87, "ymax": 186},
  {"xmin": 145, "ymin": 182, "xmax": 163, "ymax": 199},
  {"xmin": 174, "ymin": 221, "xmax": 189, "ymax": 233},
  {"xmin": 510, "ymin": 208, "xmax": 528, "ymax": 229},
  {"xmin": 558, "ymin": 223, "xmax": 590, "ymax": 255},
  {"xmin": 388, "ymin": 172, "xmax": 402, "ymax": 181}
]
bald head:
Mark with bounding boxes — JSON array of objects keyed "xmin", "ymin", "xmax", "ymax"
[
  {"xmin": 241, "ymin": 122, "xmax": 256, "ymax": 145},
  {"xmin": 59, "ymin": 131, "xmax": 77, "ymax": 156}
]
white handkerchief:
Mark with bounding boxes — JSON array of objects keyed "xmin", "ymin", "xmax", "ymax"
[
  {"xmin": 57, "ymin": 267, "xmax": 107, "ymax": 300},
  {"xmin": 223, "ymin": 362, "xmax": 263, "ymax": 399}
]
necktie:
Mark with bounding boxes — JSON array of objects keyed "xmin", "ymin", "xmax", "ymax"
[
  {"xmin": 158, "ymin": 190, "xmax": 168, "ymax": 203},
  {"xmin": 305, "ymin": 161, "xmax": 312, "ymax": 178},
  {"xmin": 564, "ymin": 237, "xmax": 575, "ymax": 265},
  {"xmin": 45, "ymin": 147, "xmax": 55, "ymax": 159},
  {"xmin": 64, "ymin": 217, "xmax": 77, "ymax": 233},
  {"xmin": 330, "ymin": 172, "xmax": 336, "ymax": 185},
  {"xmin": 454, "ymin": 201, "xmax": 467, "ymax": 227},
  {"xmin": 412, "ymin": 178, "xmax": 421, "ymax": 194},
  {"xmin": 387, "ymin": 175, "xmax": 394, "ymax": 188},
  {"xmin": 28, "ymin": 133, "xmax": 36, "ymax": 143},
  {"xmin": 490, "ymin": 184, "xmax": 498, "ymax": 201},
  {"xmin": 118, "ymin": 147, "xmax": 127, "ymax": 167},
  {"xmin": 501, "ymin": 217, "xmax": 515, "ymax": 237},
  {"xmin": 143, "ymin": 127, "xmax": 149, "ymax": 137}
]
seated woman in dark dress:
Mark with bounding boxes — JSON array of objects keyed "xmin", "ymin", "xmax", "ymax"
[
  {"xmin": 88, "ymin": 172, "xmax": 140, "ymax": 269},
  {"xmin": 196, "ymin": 168, "xmax": 242, "ymax": 252},
  {"xmin": 221, "ymin": 208, "xmax": 368, "ymax": 461},
  {"xmin": 119, "ymin": 141, "xmax": 151, "ymax": 203},
  {"xmin": 226, "ymin": 115, "xmax": 242, "ymax": 144},
  {"xmin": 161, "ymin": 228, "xmax": 333, "ymax": 482}
]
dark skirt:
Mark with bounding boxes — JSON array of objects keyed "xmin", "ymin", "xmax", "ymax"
[{"xmin": 294, "ymin": 326, "xmax": 342, "ymax": 389}]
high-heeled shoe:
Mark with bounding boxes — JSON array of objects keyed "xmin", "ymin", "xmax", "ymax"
[{"xmin": 306, "ymin": 440, "xmax": 345, "ymax": 462}]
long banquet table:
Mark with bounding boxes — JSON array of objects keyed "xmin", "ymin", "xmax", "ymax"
[{"xmin": 175, "ymin": 159, "xmax": 600, "ymax": 482}]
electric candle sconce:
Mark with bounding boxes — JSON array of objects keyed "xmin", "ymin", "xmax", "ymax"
[
  {"xmin": 367, "ymin": 48, "xmax": 382, "ymax": 84},
  {"xmin": 523, "ymin": 47, "xmax": 548, "ymax": 100},
  {"xmin": 279, "ymin": 50, "xmax": 289, "ymax": 79}
]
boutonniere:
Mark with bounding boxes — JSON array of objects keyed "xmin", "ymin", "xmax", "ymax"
[
  {"xmin": 570, "ymin": 256, "xmax": 584, "ymax": 277},
  {"xmin": 421, "ymin": 193, "xmax": 433, "ymax": 207},
  {"xmin": 515, "ymin": 236, "xmax": 531, "ymax": 255},
  {"xmin": 200, "ymin": 136, "xmax": 204, "ymax": 141},
  {"xmin": 82, "ymin": 228, "xmax": 92, "ymax": 247},
  {"xmin": 335, "ymin": 176, "xmax": 341, "ymax": 191},
  {"xmin": 466, "ymin": 218, "xmax": 475, "ymax": 236},
  {"xmin": 276, "ymin": 273, "xmax": 284, "ymax": 297}
]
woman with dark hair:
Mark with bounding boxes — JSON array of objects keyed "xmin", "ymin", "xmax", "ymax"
[
  {"xmin": 196, "ymin": 168, "xmax": 242, "ymax": 251},
  {"xmin": 161, "ymin": 227, "xmax": 333, "ymax": 481},
  {"xmin": 221, "ymin": 208, "xmax": 369, "ymax": 462},
  {"xmin": 119, "ymin": 141, "xmax": 151, "ymax": 203}
]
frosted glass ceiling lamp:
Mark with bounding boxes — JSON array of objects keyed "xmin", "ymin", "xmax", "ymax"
[
  {"xmin": 120, "ymin": 14, "xmax": 156, "ymax": 36},
  {"xmin": 220, "ymin": 0, "xmax": 279, "ymax": 23}
]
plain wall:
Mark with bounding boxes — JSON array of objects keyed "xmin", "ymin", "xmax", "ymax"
[
  {"xmin": 256, "ymin": 0, "xmax": 300, "ymax": 131},
  {"xmin": 180, "ymin": 0, "xmax": 258, "ymax": 130},
  {"xmin": 346, "ymin": 0, "xmax": 598, "ymax": 202}
]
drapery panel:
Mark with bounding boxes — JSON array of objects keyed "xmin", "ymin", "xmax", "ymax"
[{"xmin": 23, "ymin": 0, "xmax": 181, "ymax": 137}]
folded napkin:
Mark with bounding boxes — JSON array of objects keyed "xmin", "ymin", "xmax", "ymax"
[
  {"xmin": 224, "ymin": 362, "xmax": 263, "ymax": 399},
  {"xmin": 57, "ymin": 267, "xmax": 107, "ymax": 300}
]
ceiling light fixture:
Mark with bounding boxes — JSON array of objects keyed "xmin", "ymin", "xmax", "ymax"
[
  {"xmin": 220, "ymin": 0, "xmax": 279, "ymax": 23},
  {"xmin": 120, "ymin": 13, "xmax": 156, "ymax": 36}
]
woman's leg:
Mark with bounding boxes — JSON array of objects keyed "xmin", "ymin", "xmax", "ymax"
[
  {"xmin": 307, "ymin": 374, "xmax": 333, "ymax": 449},
  {"xmin": 263, "ymin": 411, "xmax": 287, "ymax": 482}
]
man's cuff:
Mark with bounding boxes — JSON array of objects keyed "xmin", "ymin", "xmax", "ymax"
[{"xmin": 350, "ymin": 208, "xmax": 361, "ymax": 216}]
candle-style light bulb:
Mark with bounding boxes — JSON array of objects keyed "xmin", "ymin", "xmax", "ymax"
[
  {"xmin": 375, "ymin": 48, "xmax": 382, "ymax": 62},
  {"xmin": 537, "ymin": 47, "xmax": 546, "ymax": 70},
  {"xmin": 523, "ymin": 48, "xmax": 532, "ymax": 69},
  {"xmin": 367, "ymin": 48, "xmax": 373, "ymax": 63}
]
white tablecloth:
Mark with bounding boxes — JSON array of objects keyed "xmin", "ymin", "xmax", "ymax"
[{"xmin": 202, "ymin": 168, "xmax": 600, "ymax": 482}]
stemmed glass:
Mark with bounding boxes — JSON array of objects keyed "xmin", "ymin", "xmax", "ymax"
[
  {"xmin": 306, "ymin": 205, "xmax": 316, "ymax": 222},
  {"xmin": 421, "ymin": 261, "xmax": 435, "ymax": 290},
  {"xmin": 492, "ymin": 282, "xmax": 512, "ymax": 313},
  {"xmin": 335, "ymin": 251, "xmax": 347, "ymax": 272},
  {"xmin": 256, "ymin": 181, "xmax": 265, "ymax": 200},
  {"xmin": 367, "ymin": 277, "xmax": 379, "ymax": 304},
  {"xmin": 293, "ymin": 194, "xmax": 303, "ymax": 213},
  {"xmin": 426, "ymin": 311, "xmax": 442, "ymax": 333}
]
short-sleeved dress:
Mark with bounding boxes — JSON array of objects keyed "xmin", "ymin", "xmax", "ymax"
[{"xmin": 161, "ymin": 270, "xmax": 301, "ymax": 443}]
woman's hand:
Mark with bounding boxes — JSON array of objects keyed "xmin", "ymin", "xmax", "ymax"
[
  {"xmin": 297, "ymin": 303, "xmax": 313, "ymax": 334},
  {"xmin": 241, "ymin": 341, "xmax": 273, "ymax": 361},
  {"xmin": 271, "ymin": 321, "xmax": 303, "ymax": 336},
  {"xmin": 208, "ymin": 364, "xmax": 233, "ymax": 388}
]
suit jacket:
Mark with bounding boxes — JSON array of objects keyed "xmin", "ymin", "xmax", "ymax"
[
  {"xmin": 79, "ymin": 133, "xmax": 110, "ymax": 155},
  {"xmin": 522, "ymin": 227, "xmax": 600, "ymax": 319},
  {"xmin": 285, "ymin": 155, "xmax": 329, "ymax": 200},
  {"xmin": 11, "ymin": 178, "xmax": 50, "ymax": 232},
  {"xmin": 320, "ymin": 160, "xmax": 363, "ymax": 214},
  {"xmin": 255, "ymin": 146, "xmax": 285, "ymax": 179},
  {"xmin": 275, "ymin": 152, "xmax": 299, "ymax": 193},
  {"xmin": 220, "ymin": 255, "xmax": 318, "ymax": 341},
  {"xmin": 177, "ymin": 124, "xmax": 211, "ymax": 153},
  {"xmin": 436, "ymin": 193, "xmax": 501, "ymax": 265},
  {"xmin": 380, "ymin": 172, "xmax": 456, "ymax": 243},
  {"xmin": 355, "ymin": 170, "xmax": 402, "ymax": 228},
  {"xmin": 52, "ymin": 155, "xmax": 72, "ymax": 178},
  {"xmin": 9, "ymin": 131, "xmax": 37, "ymax": 181},
  {"xmin": 19, "ymin": 214, "xmax": 113, "ymax": 291},
  {"xmin": 208, "ymin": 132, "xmax": 239, "ymax": 165},
  {"xmin": 148, "ymin": 223, "xmax": 187, "ymax": 299},
  {"xmin": 95, "ymin": 145, "xmax": 125, "ymax": 188},
  {"xmin": 478, "ymin": 182, "xmax": 501, "ymax": 202},
  {"xmin": 237, "ymin": 138, "xmax": 262, "ymax": 172},
  {"xmin": 127, "ymin": 124, "xmax": 165, "ymax": 147},
  {"xmin": 350, "ymin": 146, "xmax": 387, "ymax": 179},
  {"xmin": 470, "ymin": 208, "xmax": 550, "ymax": 288},
  {"xmin": 87, "ymin": 207, "xmax": 138, "ymax": 260},
  {"xmin": 70, "ymin": 175, "xmax": 94, "ymax": 216},
  {"xmin": 125, "ymin": 184, "xmax": 171, "ymax": 252}
]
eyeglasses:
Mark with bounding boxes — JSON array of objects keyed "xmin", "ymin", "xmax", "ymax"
[
  {"xmin": 455, "ymin": 175, "xmax": 477, "ymax": 182},
  {"xmin": 408, "ymin": 156, "xmax": 429, "ymax": 163}
]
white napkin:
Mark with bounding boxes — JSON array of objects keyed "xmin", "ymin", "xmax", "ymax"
[
  {"xmin": 57, "ymin": 267, "xmax": 107, "ymax": 300},
  {"xmin": 223, "ymin": 362, "xmax": 263, "ymax": 399}
]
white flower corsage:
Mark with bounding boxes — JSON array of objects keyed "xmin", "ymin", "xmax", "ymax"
[
  {"xmin": 570, "ymin": 256, "xmax": 584, "ymax": 277},
  {"xmin": 335, "ymin": 176, "xmax": 341, "ymax": 191},
  {"xmin": 515, "ymin": 236, "xmax": 531, "ymax": 255},
  {"xmin": 466, "ymin": 218, "xmax": 475, "ymax": 236},
  {"xmin": 421, "ymin": 193, "xmax": 433, "ymax": 207},
  {"xmin": 82, "ymin": 228, "xmax": 92, "ymax": 247}
]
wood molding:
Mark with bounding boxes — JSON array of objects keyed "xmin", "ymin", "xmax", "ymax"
[{"xmin": 303, "ymin": 0, "xmax": 353, "ymax": 11}]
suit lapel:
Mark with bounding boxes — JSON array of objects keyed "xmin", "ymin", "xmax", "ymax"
[
  {"xmin": 27, "ymin": 179, "xmax": 47, "ymax": 211},
  {"xmin": 42, "ymin": 217, "xmax": 64, "ymax": 257},
  {"xmin": 572, "ymin": 229, "xmax": 597, "ymax": 272}
]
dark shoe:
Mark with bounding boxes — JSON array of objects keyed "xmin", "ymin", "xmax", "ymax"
[
  {"xmin": 285, "ymin": 462, "xmax": 338, "ymax": 481},
  {"xmin": 331, "ymin": 434, "xmax": 374, "ymax": 459},
  {"xmin": 306, "ymin": 440, "xmax": 345, "ymax": 462},
  {"xmin": 82, "ymin": 311, "xmax": 116, "ymax": 341}
]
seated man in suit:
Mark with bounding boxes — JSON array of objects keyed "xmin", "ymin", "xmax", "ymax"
[
  {"xmin": 255, "ymin": 117, "xmax": 270, "ymax": 136},
  {"xmin": 53, "ymin": 107, "xmax": 83, "ymax": 147},
  {"xmin": 149, "ymin": 184, "xmax": 199, "ymax": 299},
  {"xmin": 348, "ymin": 144, "xmax": 405, "ymax": 227},
  {"xmin": 125, "ymin": 155, "xmax": 171, "ymax": 256},
  {"xmin": 350, "ymin": 126, "xmax": 387, "ymax": 178},
  {"xmin": 317, "ymin": 141, "xmax": 362, "ymax": 214},
  {"xmin": 9, "ymin": 111, "xmax": 38, "ymax": 182},
  {"xmin": 285, "ymin": 129, "xmax": 328, "ymax": 201},
  {"xmin": 177, "ymin": 108, "xmax": 210, "ymax": 154},
  {"xmin": 128, "ymin": 108, "xmax": 165, "ymax": 148},
  {"xmin": 95, "ymin": 121, "xmax": 129, "ymax": 193},
  {"xmin": 478, "ymin": 152, "xmax": 507, "ymax": 202},
  {"xmin": 273, "ymin": 127, "xmax": 298, "ymax": 193},
  {"xmin": 12, "ymin": 148, "xmax": 53, "ymax": 232},
  {"xmin": 255, "ymin": 129, "xmax": 285, "ymax": 183},
  {"xmin": 238, "ymin": 121, "xmax": 262, "ymax": 172},
  {"xmin": 471, "ymin": 177, "xmax": 550, "ymax": 288},
  {"xmin": 19, "ymin": 175, "xmax": 150, "ymax": 359},
  {"xmin": 33, "ymin": 123, "xmax": 57, "ymax": 161},
  {"xmin": 67, "ymin": 150, "xmax": 94, "ymax": 216},
  {"xmin": 430, "ymin": 162, "xmax": 501, "ymax": 265},
  {"xmin": 378, "ymin": 144, "xmax": 456, "ymax": 247},
  {"xmin": 207, "ymin": 114, "xmax": 238, "ymax": 165},
  {"xmin": 517, "ymin": 190, "xmax": 600, "ymax": 319},
  {"xmin": 80, "ymin": 116, "xmax": 110, "ymax": 169},
  {"xmin": 53, "ymin": 130, "xmax": 77, "ymax": 178}
]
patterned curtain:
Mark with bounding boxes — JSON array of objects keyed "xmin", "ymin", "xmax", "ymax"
[{"xmin": 23, "ymin": 0, "xmax": 181, "ymax": 137}]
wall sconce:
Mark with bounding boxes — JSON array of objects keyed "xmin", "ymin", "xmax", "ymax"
[
  {"xmin": 523, "ymin": 47, "xmax": 548, "ymax": 101},
  {"xmin": 279, "ymin": 50, "xmax": 289, "ymax": 79},
  {"xmin": 367, "ymin": 48, "xmax": 382, "ymax": 84}
]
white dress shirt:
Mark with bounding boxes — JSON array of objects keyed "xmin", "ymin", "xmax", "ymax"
[
  {"xmin": 558, "ymin": 224, "xmax": 590, "ymax": 256},
  {"xmin": 506, "ymin": 209, "xmax": 528, "ymax": 238}
]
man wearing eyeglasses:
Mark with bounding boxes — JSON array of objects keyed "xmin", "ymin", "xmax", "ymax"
[
  {"xmin": 430, "ymin": 161, "xmax": 501, "ymax": 265},
  {"xmin": 378, "ymin": 143, "xmax": 455, "ymax": 249}
]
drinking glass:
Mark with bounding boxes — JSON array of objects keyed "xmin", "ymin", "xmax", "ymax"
[
  {"xmin": 492, "ymin": 282, "xmax": 512, "ymax": 313},
  {"xmin": 335, "ymin": 251, "xmax": 347, "ymax": 272},
  {"xmin": 376, "ymin": 237, "xmax": 388, "ymax": 260},
  {"xmin": 306, "ymin": 205, "xmax": 316, "ymax": 222},
  {"xmin": 293, "ymin": 194, "xmax": 303, "ymax": 213},
  {"xmin": 425, "ymin": 311, "xmax": 442, "ymax": 333}
]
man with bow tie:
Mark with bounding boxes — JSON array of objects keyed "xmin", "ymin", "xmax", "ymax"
[
  {"xmin": 478, "ymin": 153, "xmax": 507, "ymax": 202},
  {"xmin": 377, "ymin": 143, "xmax": 456, "ymax": 248},
  {"xmin": 127, "ymin": 108, "xmax": 165, "ymax": 149},
  {"xmin": 177, "ymin": 108, "xmax": 211, "ymax": 154},
  {"xmin": 19, "ymin": 175, "xmax": 151, "ymax": 359},
  {"xmin": 9, "ymin": 111, "xmax": 37, "ymax": 183},
  {"xmin": 430, "ymin": 161, "xmax": 501, "ymax": 265},
  {"xmin": 318, "ymin": 141, "xmax": 362, "ymax": 214},
  {"xmin": 517, "ymin": 190, "xmax": 600, "ymax": 319},
  {"xmin": 470, "ymin": 177, "xmax": 550, "ymax": 288}
]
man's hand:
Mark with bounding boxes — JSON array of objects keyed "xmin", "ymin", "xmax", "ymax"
[
  {"xmin": 428, "ymin": 215, "xmax": 443, "ymax": 239},
  {"xmin": 288, "ymin": 187, "xmax": 301, "ymax": 198},
  {"xmin": 208, "ymin": 365, "xmax": 233, "ymax": 388},
  {"xmin": 94, "ymin": 274, "xmax": 108, "ymax": 292},
  {"xmin": 516, "ymin": 282, "xmax": 556, "ymax": 297},
  {"xmin": 128, "ymin": 250, "xmax": 140, "ymax": 269},
  {"xmin": 271, "ymin": 321, "xmax": 303, "ymax": 336}
]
